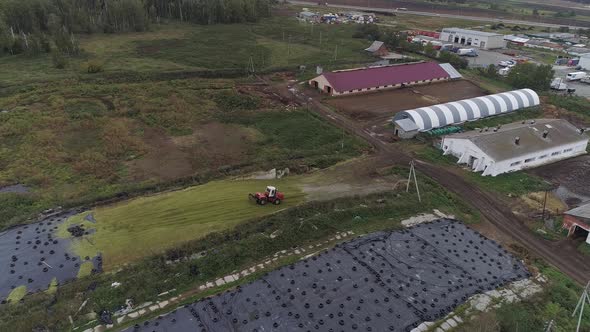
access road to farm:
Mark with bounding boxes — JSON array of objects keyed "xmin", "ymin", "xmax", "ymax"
[{"xmin": 269, "ymin": 75, "xmax": 590, "ymax": 286}]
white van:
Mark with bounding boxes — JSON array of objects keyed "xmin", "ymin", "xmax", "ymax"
[{"xmin": 566, "ymin": 72, "xmax": 587, "ymax": 81}]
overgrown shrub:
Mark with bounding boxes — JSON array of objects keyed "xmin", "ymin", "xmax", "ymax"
[
  {"xmin": 85, "ymin": 59, "xmax": 104, "ymax": 74},
  {"xmin": 51, "ymin": 52, "xmax": 67, "ymax": 69}
]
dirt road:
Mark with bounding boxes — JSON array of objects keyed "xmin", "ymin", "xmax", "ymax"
[
  {"xmin": 274, "ymin": 78, "xmax": 590, "ymax": 285},
  {"xmin": 288, "ymin": 0, "xmax": 590, "ymax": 29}
]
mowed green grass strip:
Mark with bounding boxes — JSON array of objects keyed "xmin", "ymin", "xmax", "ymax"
[{"xmin": 61, "ymin": 178, "xmax": 305, "ymax": 270}]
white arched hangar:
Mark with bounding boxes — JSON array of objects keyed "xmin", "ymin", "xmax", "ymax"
[{"xmin": 393, "ymin": 89, "xmax": 540, "ymax": 138}]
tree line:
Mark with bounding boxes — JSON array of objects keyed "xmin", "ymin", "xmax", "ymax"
[{"xmin": 0, "ymin": 0, "xmax": 271, "ymax": 56}]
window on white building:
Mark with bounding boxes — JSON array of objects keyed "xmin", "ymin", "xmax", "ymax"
[
  {"xmin": 510, "ymin": 161, "xmax": 522, "ymax": 167},
  {"xmin": 552, "ymin": 151, "xmax": 560, "ymax": 156},
  {"xmin": 539, "ymin": 155, "xmax": 548, "ymax": 159},
  {"xmin": 524, "ymin": 158, "xmax": 535, "ymax": 163},
  {"xmin": 564, "ymin": 148, "xmax": 573, "ymax": 153}
]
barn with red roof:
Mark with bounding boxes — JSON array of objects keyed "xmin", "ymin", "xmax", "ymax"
[{"xmin": 309, "ymin": 62, "xmax": 461, "ymax": 96}]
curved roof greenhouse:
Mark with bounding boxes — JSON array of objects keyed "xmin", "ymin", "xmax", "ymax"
[{"xmin": 393, "ymin": 89, "xmax": 540, "ymax": 132}]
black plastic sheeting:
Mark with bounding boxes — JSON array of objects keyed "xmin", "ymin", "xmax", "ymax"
[
  {"xmin": 126, "ymin": 219, "xmax": 529, "ymax": 332},
  {"xmin": 0, "ymin": 212, "xmax": 102, "ymax": 302}
]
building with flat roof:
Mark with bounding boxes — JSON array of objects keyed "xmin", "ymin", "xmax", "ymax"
[
  {"xmin": 308, "ymin": 62, "xmax": 460, "ymax": 96},
  {"xmin": 440, "ymin": 28, "xmax": 505, "ymax": 49},
  {"xmin": 440, "ymin": 119, "xmax": 588, "ymax": 176},
  {"xmin": 578, "ymin": 53, "xmax": 590, "ymax": 70}
]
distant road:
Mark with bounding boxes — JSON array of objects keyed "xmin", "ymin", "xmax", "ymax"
[{"xmin": 288, "ymin": 0, "xmax": 589, "ymax": 30}]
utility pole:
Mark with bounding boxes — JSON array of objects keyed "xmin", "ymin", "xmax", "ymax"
[
  {"xmin": 541, "ymin": 190, "xmax": 548, "ymax": 222},
  {"xmin": 334, "ymin": 45, "xmax": 338, "ymax": 61},
  {"xmin": 572, "ymin": 281, "xmax": 590, "ymax": 332},
  {"xmin": 320, "ymin": 31, "xmax": 322, "ymax": 47},
  {"xmin": 247, "ymin": 56, "xmax": 255, "ymax": 75},
  {"xmin": 406, "ymin": 160, "xmax": 421, "ymax": 202},
  {"xmin": 544, "ymin": 319, "xmax": 555, "ymax": 332},
  {"xmin": 341, "ymin": 127, "xmax": 345, "ymax": 152}
]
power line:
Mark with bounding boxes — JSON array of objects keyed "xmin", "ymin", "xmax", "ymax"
[
  {"xmin": 572, "ymin": 281, "xmax": 590, "ymax": 332},
  {"xmin": 406, "ymin": 160, "xmax": 421, "ymax": 202}
]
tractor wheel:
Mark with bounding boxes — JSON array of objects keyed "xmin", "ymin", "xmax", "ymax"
[
  {"xmin": 274, "ymin": 199, "xmax": 281, "ymax": 205},
  {"xmin": 259, "ymin": 199, "xmax": 267, "ymax": 205}
]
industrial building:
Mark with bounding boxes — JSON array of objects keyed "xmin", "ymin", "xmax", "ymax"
[
  {"xmin": 393, "ymin": 89, "xmax": 540, "ymax": 138},
  {"xmin": 563, "ymin": 203, "xmax": 590, "ymax": 244},
  {"xmin": 440, "ymin": 119, "xmax": 588, "ymax": 176},
  {"xmin": 578, "ymin": 53, "xmax": 590, "ymax": 70},
  {"xmin": 308, "ymin": 62, "xmax": 461, "ymax": 96},
  {"xmin": 440, "ymin": 28, "xmax": 505, "ymax": 49}
]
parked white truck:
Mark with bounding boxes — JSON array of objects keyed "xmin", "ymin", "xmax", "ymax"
[{"xmin": 566, "ymin": 72, "xmax": 587, "ymax": 81}]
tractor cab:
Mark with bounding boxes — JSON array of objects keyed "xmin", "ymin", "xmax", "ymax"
[
  {"xmin": 266, "ymin": 186, "xmax": 276, "ymax": 198},
  {"xmin": 249, "ymin": 185, "xmax": 285, "ymax": 205}
]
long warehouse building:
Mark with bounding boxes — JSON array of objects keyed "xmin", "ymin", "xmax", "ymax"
[
  {"xmin": 393, "ymin": 89, "xmax": 540, "ymax": 139},
  {"xmin": 308, "ymin": 62, "xmax": 462, "ymax": 96}
]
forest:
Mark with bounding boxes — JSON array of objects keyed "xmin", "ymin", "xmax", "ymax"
[{"xmin": 0, "ymin": 0, "xmax": 272, "ymax": 56}]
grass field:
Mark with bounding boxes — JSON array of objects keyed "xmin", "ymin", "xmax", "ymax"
[
  {"xmin": 0, "ymin": 17, "xmax": 372, "ymax": 87},
  {"xmin": 0, "ymin": 79, "xmax": 366, "ymax": 231},
  {"xmin": 0, "ymin": 166, "xmax": 479, "ymax": 331},
  {"xmin": 0, "ymin": 13, "xmax": 372, "ymax": 230},
  {"xmin": 58, "ymin": 178, "xmax": 306, "ymax": 269}
]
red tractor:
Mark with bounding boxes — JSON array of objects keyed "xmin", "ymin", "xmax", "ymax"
[{"xmin": 249, "ymin": 186, "xmax": 284, "ymax": 205}]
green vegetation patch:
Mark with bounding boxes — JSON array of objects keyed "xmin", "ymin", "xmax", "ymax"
[
  {"xmin": 578, "ymin": 242, "xmax": 590, "ymax": 257},
  {"xmin": 456, "ymin": 263, "xmax": 590, "ymax": 331},
  {"xmin": 46, "ymin": 278, "xmax": 58, "ymax": 295},
  {"xmin": 59, "ymin": 178, "xmax": 306, "ymax": 270},
  {"xmin": 6, "ymin": 286, "xmax": 27, "ymax": 304},
  {"xmin": 546, "ymin": 94, "xmax": 590, "ymax": 122},
  {"xmin": 77, "ymin": 262, "xmax": 95, "ymax": 279}
]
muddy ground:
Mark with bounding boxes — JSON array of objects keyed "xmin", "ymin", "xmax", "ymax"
[
  {"xmin": 126, "ymin": 123, "xmax": 260, "ymax": 182},
  {"xmin": 530, "ymin": 155, "xmax": 590, "ymax": 207},
  {"xmin": 325, "ymin": 80, "xmax": 485, "ymax": 123}
]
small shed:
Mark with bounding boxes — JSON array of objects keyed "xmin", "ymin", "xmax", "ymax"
[
  {"xmin": 563, "ymin": 203, "xmax": 590, "ymax": 243},
  {"xmin": 364, "ymin": 41, "xmax": 388, "ymax": 57},
  {"xmin": 394, "ymin": 118, "xmax": 420, "ymax": 139}
]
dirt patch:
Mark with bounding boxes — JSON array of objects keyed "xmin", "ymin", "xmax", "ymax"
[
  {"xmin": 238, "ymin": 82, "xmax": 298, "ymax": 107},
  {"xmin": 301, "ymin": 156, "xmax": 397, "ymax": 201},
  {"xmin": 325, "ymin": 80, "xmax": 485, "ymax": 123},
  {"xmin": 127, "ymin": 123, "xmax": 260, "ymax": 182},
  {"xmin": 530, "ymin": 155, "xmax": 590, "ymax": 207},
  {"xmin": 541, "ymin": 102, "xmax": 590, "ymax": 128}
]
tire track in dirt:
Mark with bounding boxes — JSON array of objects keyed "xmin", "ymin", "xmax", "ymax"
[{"xmin": 267, "ymin": 77, "xmax": 590, "ymax": 285}]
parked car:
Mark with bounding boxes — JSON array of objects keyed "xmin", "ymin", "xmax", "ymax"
[{"xmin": 498, "ymin": 60, "xmax": 516, "ymax": 67}]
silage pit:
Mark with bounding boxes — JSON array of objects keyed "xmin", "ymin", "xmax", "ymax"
[
  {"xmin": 0, "ymin": 212, "xmax": 102, "ymax": 302},
  {"xmin": 127, "ymin": 219, "xmax": 529, "ymax": 331}
]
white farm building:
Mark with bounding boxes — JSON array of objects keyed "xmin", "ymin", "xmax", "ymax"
[
  {"xmin": 441, "ymin": 119, "xmax": 588, "ymax": 176},
  {"xmin": 440, "ymin": 28, "xmax": 505, "ymax": 50},
  {"xmin": 393, "ymin": 89, "xmax": 540, "ymax": 138},
  {"xmin": 578, "ymin": 53, "xmax": 590, "ymax": 70}
]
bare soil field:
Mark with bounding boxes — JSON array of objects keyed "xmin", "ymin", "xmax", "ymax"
[
  {"xmin": 325, "ymin": 80, "xmax": 485, "ymax": 123},
  {"xmin": 530, "ymin": 155, "xmax": 590, "ymax": 206},
  {"xmin": 126, "ymin": 123, "xmax": 259, "ymax": 182}
]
